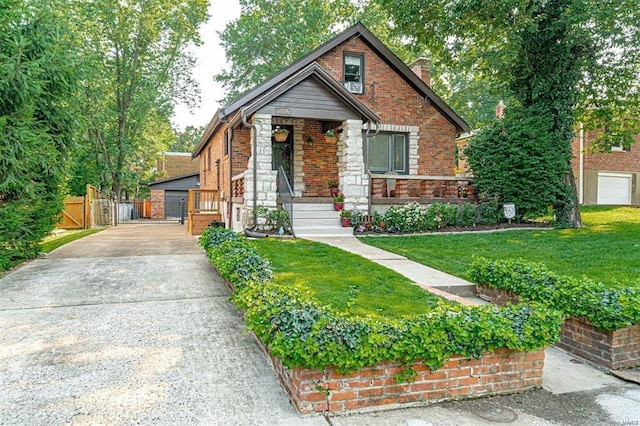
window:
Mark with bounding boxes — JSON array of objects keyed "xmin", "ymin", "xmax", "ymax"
[
  {"xmin": 224, "ymin": 129, "xmax": 230, "ymax": 156},
  {"xmin": 366, "ymin": 133, "xmax": 408, "ymax": 174},
  {"xmin": 343, "ymin": 53, "xmax": 364, "ymax": 94},
  {"xmin": 611, "ymin": 142, "xmax": 630, "ymax": 152}
]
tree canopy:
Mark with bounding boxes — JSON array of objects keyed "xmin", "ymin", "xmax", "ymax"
[
  {"xmin": 70, "ymin": 0, "xmax": 208, "ymax": 199},
  {"xmin": 380, "ymin": 0, "xmax": 640, "ymax": 226}
]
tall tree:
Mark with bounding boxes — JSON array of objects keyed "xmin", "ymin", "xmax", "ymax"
[
  {"xmin": 73, "ymin": 0, "xmax": 208, "ymax": 199},
  {"xmin": 171, "ymin": 125, "xmax": 205, "ymax": 152},
  {"xmin": 380, "ymin": 0, "xmax": 640, "ymax": 227},
  {"xmin": 0, "ymin": 0, "xmax": 80, "ymax": 269}
]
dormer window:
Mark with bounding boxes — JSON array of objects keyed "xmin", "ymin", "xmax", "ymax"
[{"xmin": 343, "ymin": 53, "xmax": 364, "ymax": 94}]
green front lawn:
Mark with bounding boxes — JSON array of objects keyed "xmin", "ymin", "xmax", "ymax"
[
  {"xmin": 253, "ymin": 238, "xmax": 443, "ymax": 318},
  {"xmin": 360, "ymin": 206, "xmax": 640, "ymax": 283},
  {"xmin": 40, "ymin": 229, "xmax": 102, "ymax": 253}
]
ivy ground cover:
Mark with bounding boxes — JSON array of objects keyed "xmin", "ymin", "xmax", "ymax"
[
  {"xmin": 200, "ymin": 228, "xmax": 562, "ymax": 372},
  {"xmin": 360, "ymin": 206, "xmax": 640, "ymax": 284}
]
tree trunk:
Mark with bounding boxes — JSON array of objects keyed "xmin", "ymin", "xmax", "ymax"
[{"xmin": 555, "ymin": 168, "xmax": 582, "ymax": 228}]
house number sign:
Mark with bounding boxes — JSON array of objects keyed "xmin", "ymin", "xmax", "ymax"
[
  {"xmin": 275, "ymin": 107, "xmax": 291, "ymax": 116},
  {"xmin": 503, "ymin": 202, "xmax": 516, "ymax": 223}
]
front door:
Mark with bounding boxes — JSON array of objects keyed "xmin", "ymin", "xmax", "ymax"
[{"xmin": 271, "ymin": 125, "xmax": 294, "ymax": 189}]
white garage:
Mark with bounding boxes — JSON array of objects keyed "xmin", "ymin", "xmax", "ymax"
[{"xmin": 597, "ymin": 173, "xmax": 632, "ymax": 205}]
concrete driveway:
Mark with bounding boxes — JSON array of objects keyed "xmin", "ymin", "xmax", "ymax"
[{"xmin": 0, "ymin": 224, "xmax": 322, "ymax": 425}]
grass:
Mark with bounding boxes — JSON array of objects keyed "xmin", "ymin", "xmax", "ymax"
[
  {"xmin": 360, "ymin": 206, "xmax": 640, "ymax": 284},
  {"xmin": 253, "ymin": 238, "xmax": 444, "ymax": 318},
  {"xmin": 40, "ymin": 228, "xmax": 102, "ymax": 253}
]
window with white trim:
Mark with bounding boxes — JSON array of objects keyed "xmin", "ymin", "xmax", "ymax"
[
  {"xmin": 366, "ymin": 132, "xmax": 408, "ymax": 174},
  {"xmin": 343, "ymin": 53, "xmax": 364, "ymax": 94}
]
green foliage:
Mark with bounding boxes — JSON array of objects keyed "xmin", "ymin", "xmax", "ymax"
[
  {"xmin": 464, "ymin": 105, "xmax": 572, "ymax": 221},
  {"xmin": 376, "ymin": 201, "xmax": 504, "ymax": 234},
  {"xmin": 255, "ymin": 206, "xmax": 291, "ymax": 231},
  {"xmin": 171, "ymin": 125, "xmax": 205, "ymax": 153},
  {"xmin": 199, "ymin": 226, "xmax": 241, "ymax": 251},
  {"xmin": 200, "ymin": 228, "xmax": 272, "ymax": 289},
  {"xmin": 0, "ymin": 0, "xmax": 80, "ymax": 270},
  {"xmin": 201, "ymin": 228, "xmax": 562, "ymax": 372},
  {"xmin": 380, "ymin": 0, "xmax": 640, "ymax": 227},
  {"xmin": 469, "ymin": 258, "xmax": 640, "ymax": 331},
  {"xmin": 71, "ymin": 0, "xmax": 208, "ymax": 198}
]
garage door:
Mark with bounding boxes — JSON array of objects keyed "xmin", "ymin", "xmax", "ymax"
[
  {"xmin": 597, "ymin": 173, "xmax": 632, "ymax": 205},
  {"xmin": 165, "ymin": 190, "xmax": 188, "ymax": 218}
]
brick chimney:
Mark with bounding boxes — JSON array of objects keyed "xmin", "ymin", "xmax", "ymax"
[{"xmin": 410, "ymin": 57, "xmax": 431, "ymax": 86}]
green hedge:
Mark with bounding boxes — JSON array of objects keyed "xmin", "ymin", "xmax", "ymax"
[
  {"xmin": 469, "ymin": 258, "xmax": 640, "ymax": 331},
  {"xmin": 201, "ymin": 228, "xmax": 563, "ymax": 372}
]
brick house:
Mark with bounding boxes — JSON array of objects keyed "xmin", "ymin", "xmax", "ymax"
[
  {"xmin": 572, "ymin": 127, "xmax": 640, "ymax": 205},
  {"xmin": 156, "ymin": 152, "xmax": 199, "ymax": 179},
  {"xmin": 192, "ymin": 23, "xmax": 471, "ymax": 236}
]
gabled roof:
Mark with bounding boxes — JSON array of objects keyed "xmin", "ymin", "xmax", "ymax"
[
  {"xmin": 193, "ymin": 22, "xmax": 470, "ymax": 158},
  {"xmin": 148, "ymin": 171, "xmax": 199, "ymax": 187},
  {"xmin": 242, "ymin": 62, "xmax": 380, "ymax": 122}
]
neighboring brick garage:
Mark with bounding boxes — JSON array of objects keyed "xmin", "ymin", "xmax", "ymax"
[
  {"xmin": 148, "ymin": 172, "xmax": 200, "ymax": 220},
  {"xmin": 572, "ymin": 130, "xmax": 640, "ymax": 206}
]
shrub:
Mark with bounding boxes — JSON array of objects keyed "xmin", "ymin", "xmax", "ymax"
[
  {"xmin": 201, "ymin": 228, "xmax": 563, "ymax": 372},
  {"xmin": 476, "ymin": 199, "xmax": 504, "ymax": 225},
  {"xmin": 455, "ymin": 203, "xmax": 477, "ymax": 227},
  {"xmin": 469, "ymin": 258, "xmax": 640, "ymax": 331},
  {"xmin": 199, "ymin": 226, "xmax": 240, "ymax": 251}
]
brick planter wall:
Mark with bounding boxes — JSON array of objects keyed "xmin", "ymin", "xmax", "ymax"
[
  {"xmin": 476, "ymin": 285, "xmax": 640, "ymax": 370},
  {"xmin": 558, "ymin": 317, "xmax": 640, "ymax": 370},
  {"xmin": 270, "ymin": 348, "xmax": 544, "ymax": 414}
]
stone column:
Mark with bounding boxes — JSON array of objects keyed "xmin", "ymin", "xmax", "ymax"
[
  {"xmin": 339, "ymin": 119, "xmax": 368, "ymax": 212},
  {"xmin": 244, "ymin": 113, "xmax": 278, "ymax": 227}
]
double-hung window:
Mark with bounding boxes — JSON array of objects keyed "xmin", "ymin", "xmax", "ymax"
[
  {"xmin": 366, "ymin": 132, "xmax": 408, "ymax": 174},
  {"xmin": 343, "ymin": 53, "xmax": 364, "ymax": 94}
]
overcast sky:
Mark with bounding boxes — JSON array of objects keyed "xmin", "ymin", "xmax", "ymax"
[{"xmin": 171, "ymin": 0, "xmax": 242, "ymax": 130}]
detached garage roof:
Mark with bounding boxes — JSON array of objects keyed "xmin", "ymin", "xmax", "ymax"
[{"xmin": 148, "ymin": 172, "xmax": 200, "ymax": 191}]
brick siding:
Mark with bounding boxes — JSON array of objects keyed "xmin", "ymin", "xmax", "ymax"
[
  {"xmin": 315, "ymin": 35, "xmax": 457, "ymax": 176},
  {"xmin": 150, "ymin": 189, "xmax": 164, "ymax": 219},
  {"xmin": 476, "ymin": 285, "xmax": 640, "ymax": 370}
]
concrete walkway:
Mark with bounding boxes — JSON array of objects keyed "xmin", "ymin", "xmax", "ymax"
[
  {"xmin": 1, "ymin": 224, "xmax": 638, "ymax": 425},
  {"xmin": 308, "ymin": 236, "xmax": 476, "ymax": 299}
]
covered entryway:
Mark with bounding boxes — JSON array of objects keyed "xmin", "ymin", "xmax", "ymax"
[{"xmin": 597, "ymin": 172, "xmax": 632, "ymax": 205}]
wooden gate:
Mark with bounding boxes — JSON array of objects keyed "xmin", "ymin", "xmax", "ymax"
[
  {"xmin": 56, "ymin": 184, "xmax": 113, "ymax": 230},
  {"xmin": 59, "ymin": 196, "xmax": 85, "ymax": 229}
]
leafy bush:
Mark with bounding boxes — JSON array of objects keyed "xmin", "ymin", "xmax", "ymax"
[
  {"xmin": 199, "ymin": 226, "xmax": 240, "ymax": 251},
  {"xmin": 469, "ymin": 258, "xmax": 640, "ymax": 331},
  {"xmin": 255, "ymin": 206, "xmax": 291, "ymax": 231},
  {"xmin": 0, "ymin": 6, "xmax": 79, "ymax": 271},
  {"xmin": 455, "ymin": 203, "xmax": 477, "ymax": 227},
  {"xmin": 476, "ymin": 199, "xmax": 504, "ymax": 225},
  {"xmin": 464, "ymin": 106, "xmax": 573, "ymax": 221},
  {"xmin": 202, "ymin": 228, "xmax": 562, "ymax": 372},
  {"xmin": 376, "ymin": 202, "xmax": 503, "ymax": 234}
]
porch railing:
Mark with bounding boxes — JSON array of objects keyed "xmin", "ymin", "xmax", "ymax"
[
  {"xmin": 276, "ymin": 166, "xmax": 295, "ymax": 235},
  {"xmin": 187, "ymin": 189, "xmax": 221, "ymax": 214},
  {"xmin": 231, "ymin": 172, "xmax": 245, "ymax": 201},
  {"xmin": 370, "ymin": 175, "xmax": 477, "ymax": 201}
]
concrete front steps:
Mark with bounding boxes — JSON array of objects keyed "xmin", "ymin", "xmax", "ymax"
[{"xmin": 291, "ymin": 202, "xmax": 354, "ymax": 238}]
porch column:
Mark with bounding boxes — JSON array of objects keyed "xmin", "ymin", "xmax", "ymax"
[
  {"xmin": 339, "ymin": 119, "xmax": 368, "ymax": 212},
  {"xmin": 244, "ymin": 113, "xmax": 278, "ymax": 227}
]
